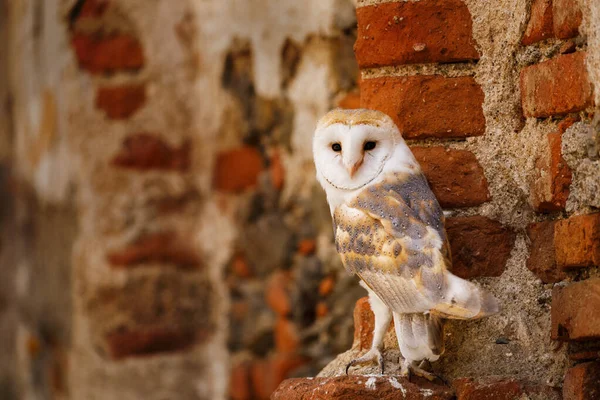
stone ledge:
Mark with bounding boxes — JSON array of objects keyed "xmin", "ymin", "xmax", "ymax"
[{"xmin": 271, "ymin": 375, "xmax": 454, "ymax": 400}]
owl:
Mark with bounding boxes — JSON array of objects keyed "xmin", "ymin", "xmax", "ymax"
[{"xmin": 313, "ymin": 108, "xmax": 499, "ymax": 380}]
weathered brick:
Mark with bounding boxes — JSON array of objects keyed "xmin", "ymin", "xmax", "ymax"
[
  {"xmin": 95, "ymin": 85, "xmax": 146, "ymax": 120},
  {"xmin": 568, "ymin": 341, "xmax": 600, "ymax": 362},
  {"xmin": 553, "ymin": 0, "xmax": 582, "ymax": 39},
  {"xmin": 446, "ymin": 216, "xmax": 516, "ymax": 279},
  {"xmin": 552, "ymin": 278, "xmax": 600, "ymax": 340},
  {"xmin": 71, "ymin": 33, "xmax": 144, "ymax": 74},
  {"xmin": 274, "ymin": 318, "xmax": 299, "ymax": 353},
  {"xmin": 361, "ymin": 75, "xmax": 485, "ymax": 140},
  {"xmin": 554, "ymin": 213, "xmax": 600, "ymax": 268},
  {"xmin": 353, "ymin": 297, "xmax": 374, "ymax": 350},
  {"xmin": 112, "ymin": 133, "xmax": 190, "ymax": 171},
  {"xmin": 526, "ymin": 221, "xmax": 566, "ymax": 283},
  {"xmin": 563, "ymin": 361, "xmax": 600, "ymax": 400},
  {"xmin": 454, "ymin": 377, "xmax": 561, "ymax": 400},
  {"xmin": 531, "ymin": 128, "xmax": 572, "ymax": 212},
  {"xmin": 318, "ymin": 276, "xmax": 335, "ymax": 297},
  {"xmin": 522, "ymin": 0, "xmax": 554, "ymax": 45},
  {"xmin": 265, "ymin": 271, "xmax": 292, "ymax": 317},
  {"xmin": 105, "ymin": 326, "xmax": 198, "ymax": 359},
  {"xmin": 273, "ymin": 376, "xmax": 454, "ymax": 400},
  {"xmin": 213, "ymin": 147, "xmax": 264, "ymax": 193},
  {"xmin": 230, "ymin": 360, "xmax": 252, "ymax": 400},
  {"xmin": 107, "ymin": 232, "xmax": 202, "ymax": 270},
  {"xmin": 252, "ymin": 355, "xmax": 308, "ymax": 400},
  {"xmin": 411, "ymin": 147, "xmax": 490, "ymax": 208},
  {"xmin": 355, "ymin": 0, "xmax": 479, "ymax": 68},
  {"xmin": 520, "ymin": 52, "xmax": 593, "ymax": 118},
  {"xmin": 337, "ymin": 91, "xmax": 361, "ymax": 109}
]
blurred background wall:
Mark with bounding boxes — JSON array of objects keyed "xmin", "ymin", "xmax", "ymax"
[{"xmin": 0, "ymin": 0, "xmax": 599, "ymax": 400}]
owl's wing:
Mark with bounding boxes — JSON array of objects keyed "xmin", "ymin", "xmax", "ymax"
[{"xmin": 334, "ymin": 172, "xmax": 498, "ymax": 319}]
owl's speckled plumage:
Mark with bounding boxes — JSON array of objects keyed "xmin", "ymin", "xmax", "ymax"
[{"xmin": 313, "ymin": 109, "xmax": 499, "ymax": 378}]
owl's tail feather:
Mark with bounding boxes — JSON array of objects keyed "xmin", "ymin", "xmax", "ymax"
[{"xmin": 431, "ymin": 272, "xmax": 500, "ymax": 320}]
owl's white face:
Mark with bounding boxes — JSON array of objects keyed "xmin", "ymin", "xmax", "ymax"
[{"xmin": 313, "ymin": 123, "xmax": 396, "ymax": 191}]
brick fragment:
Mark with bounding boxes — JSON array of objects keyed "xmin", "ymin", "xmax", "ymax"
[
  {"xmin": 316, "ymin": 302, "xmax": 329, "ymax": 318},
  {"xmin": 95, "ymin": 84, "xmax": 145, "ymax": 120},
  {"xmin": 318, "ymin": 276, "xmax": 335, "ymax": 297},
  {"xmin": 273, "ymin": 376, "xmax": 454, "ymax": 400},
  {"xmin": 446, "ymin": 216, "xmax": 516, "ymax": 279},
  {"xmin": 526, "ymin": 221, "xmax": 566, "ymax": 283},
  {"xmin": 563, "ymin": 361, "xmax": 600, "ymax": 400},
  {"xmin": 105, "ymin": 326, "xmax": 199, "ymax": 359},
  {"xmin": 454, "ymin": 377, "xmax": 561, "ymax": 400},
  {"xmin": 274, "ymin": 318, "xmax": 299, "ymax": 353},
  {"xmin": 265, "ymin": 271, "xmax": 292, "ymax": 317},
  {"xmin": 361, "ymin": 76, "xmax": 485, "ymax": 139},
  {"xmin": 522, "ymin": 0, "xmax": 554, "ymax": 45},
  {"xmin": 554, "ymin": 213, "xmax": 600, "ymax": 268},
  {"xmin": 355, "ymin": 0, "xmax": 479, "ymax": 68},
  {"xmin": 531, "ymin": 127, "xmax": 572, "ymax": 212},
  {"xmin": 551, "ymin": 278, "xmax": 600, "ymax": 340},
  {"xmin": 520, "ymin": 52, "xmax": 593, "ymax": 118},
  {"xmin": 297, "ymin": 239, "xmax": 316, "ymax": 255},
  {"xmin": 213, "ymin": 147, "xmax": 264, "ymax": 193},
  {"xmin": 71, "ymin": 33, "xmax": 144, "ymax": 74},
  {"xmin": 270, "ymin": 151, "xmax": 285, "ymax": 191},
  {"xmin": 231, "ymin": 254, "xmax": 253, "ymax": 278},
  {"xmin": 107, "ymin": 231, "xmax": 202, "ymax": 270},
  {"xmin": 112, "ymin": 133, "xmax": 191, "ymax": 171},
  {"xmin": 229, "ymin": 360, "xmax": 252, "ymax": 400},
  {"xmin": 252, "ymin": 355, "xmax": 308, "ymax": 400},
  {"xmin": 553, "ymin": 0, "xmax": 582, "ymax": 39},
  {"xmin": 411, "ymin": 147, "xmax": 490, "ymax": 208},
  {"xmin": 353, "ymin": 297, "xmax": 374, "ymax": 350}
]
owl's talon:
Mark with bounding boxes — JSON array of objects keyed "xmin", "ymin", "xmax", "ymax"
[{"xmin": 345, "ymin": 348, "xmax": 384, "ymax": 375}]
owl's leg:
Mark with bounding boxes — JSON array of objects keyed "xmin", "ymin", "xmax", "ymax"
[
  {"xmin": 346, "ymin": 285, "xmax": 391, "ymax": 375},
  {"xmin": 393, "ymin": 313, "xmax": 438, "ymax": 382}
]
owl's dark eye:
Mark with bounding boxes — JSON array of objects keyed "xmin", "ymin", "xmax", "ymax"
[
  {"xmin": 331, "ymin": 143, "xmax": 342, "ymax": 152},
  {"xmin": 363, "ymin": 141, "xmax": 377, "ymax": 151}
]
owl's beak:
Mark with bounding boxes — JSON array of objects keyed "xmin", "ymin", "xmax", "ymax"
[{"xmin": 347, "ymin": 158, "xmax": 364, "ymax": 178}]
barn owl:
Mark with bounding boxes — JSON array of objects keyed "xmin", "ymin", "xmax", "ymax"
[{"xmin": 313, "ymin": 108, "xmax": 499, "ymax": 380}]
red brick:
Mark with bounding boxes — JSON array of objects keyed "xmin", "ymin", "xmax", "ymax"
[
  {"xmin": 563, "ymin": 361, "xmax": 600, "ymax": 400},
  {"xmin": 251, "ymin": 355, "xmax": 308, "ymax": 400},
  {"xmin": 265, "ymin": 271, "xmax": 292, "ymax": 317},
  {"xmin": 318, "ymin": 276, "xmax": 335, "ymax": 297},
  {"xmin": 274, "ymin": 318, "xmax": 299, "ymax": 353},
  {"xmin": 111, "ymin": 133, "xmax": 190, "ymax": 171},
  {"xmin": 107, "ymin": 232, "xmax": 202, "ymax": 270},
  {"xmin": 273, "ymin": 376, "xmax": 454, "ymax": 400},
  {"xmin": 411, "ymin": 147, "xmax": 490, "ymax": 208},
  {"xmin": 551, "ymin": 278, "xmax": 600, "ymax": 340},
  {"xmin": 520, "ymin": 52, "xmax": 593, "ymax": 118},
  {"xmin": 213, "ymin": 147, "xmax": 264, "ymax": 193},
  {"xmin": 531, "ymin": 129, "xmax": 572, "ymax": 212},
  {"xmin": 353, "ymin": 297, "xmax": 374, "ymax": 350},
  {"xmin": 446, "ymin": 216, "xmax": 516, "ymax": 279},
  {"xmin": 526, "ymin": 221, "xmax": 566, "ymax": 283},
  {"xmin": 230, "ymin": 360, "xmax": 252, "ymax": 400},
  {"xmin": 454, "ymin": 377, "xmax": 561, "ymax": 400},
  {"xmin": 297, "ymin": 239, "xmax": 316, "ymax": 255},
  {"xmin": 554, "ymin": 213, "xmax": 600, "ymax": 268},
  {"xmin": 522, "ymin": 0, "xmax": 554, "ymax": 45},
  {"xmin": 105, "ymin": 326, "xmax": 198, "ymax": 359},
  {"xmin": 553, "ymin": 0, "xmax": 582, "ymax": 39},
  {"xmin": 361, "ymin": 76, "xmax": 485, "ymax": 140},
  {"xmin": 355, "ymin": 0, "xmax": 479, "ymax": 68},
  {"xmin": 337, "ymin": 91, "xmax": 361, "ymax": 109},
  {"xmin": 71, "ymin": 33, "xmax": 144, "ymax": 74},
  {"xmin": 95, "ymin": 85, "xmax": 146, "ymax": 119}
]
